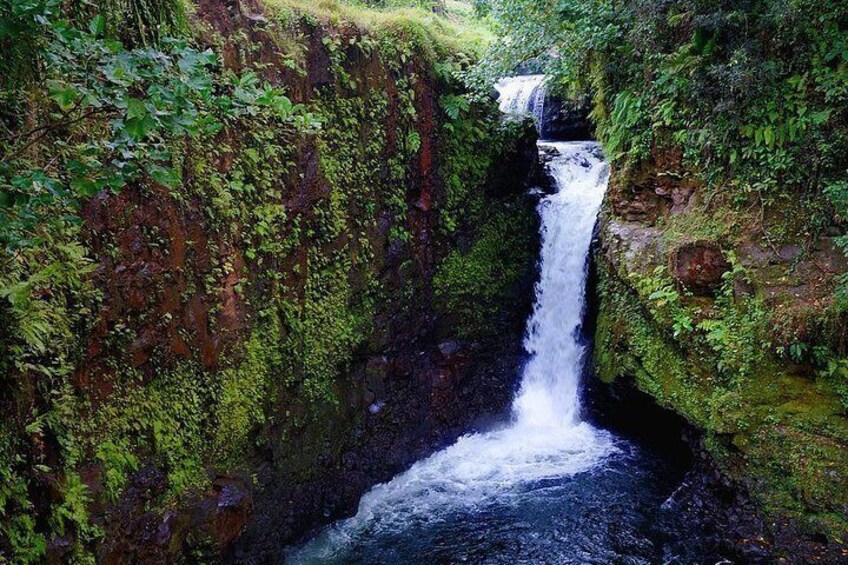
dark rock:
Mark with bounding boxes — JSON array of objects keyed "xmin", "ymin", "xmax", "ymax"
[
  {"xmin": 131, "ymin": 466, "xmax": 167, "ymax": 502},
  {"xmin": 732, "ymin": 276, "xmax": 755, "ymax": 298},
  {"xmin": 438, "ymin": 340, "xmax": 461, "ymax": 359},
  {"xmin": 539, "ymin": 95, "xmax": 593, "ymax": 141},
  {"xmin": 214, "ymin": 481, "xmax": 252, "ymax": 547},
  {"xmin": 46, "ymin": 535, "xmax": 72, "ymax": 564},
  {"xmin": 487, "ymin": 117, "xmax": 539, "ymax": 198},
  {"xmin": 777, "ymin": 244, "xmax": 802, "ymax": 261}
]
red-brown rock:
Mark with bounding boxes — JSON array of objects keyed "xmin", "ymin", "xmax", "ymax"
[{"xmin": 672, "ymin": 242, "xmax": 731, "ymax": 295}]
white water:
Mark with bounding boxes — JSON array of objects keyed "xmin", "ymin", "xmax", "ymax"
[
  {"xmin": 288, "ymin": 79, "xmax": 613, "ymax": 564},
  {"xmin": 496, "ymin": 74, "xmax": 546, "ymax": 124},
  {"xmin": 513, "ymin": 142, "xmax": 610, "ymax": 430}
]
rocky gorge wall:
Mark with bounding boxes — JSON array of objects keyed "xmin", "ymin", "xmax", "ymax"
[
  {"xmin": 0, "ymin": 1, "xmax": 539, "ymax": 562},
  {"xmin": 592, "ymin": 145, "xmax": 848, "ymax": 563}
]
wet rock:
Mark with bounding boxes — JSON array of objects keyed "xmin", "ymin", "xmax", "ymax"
[
  {"xmin": 214, "ymin": 481, "xmax": 253, "ymax": 547},
  {"xmin": 46, "ymin": 535, "xmax": 72, "ymax": 564},
  {"xmin": 539, "ymin": 95, "xmax": 593, "ymax": 141},
  {"xmin": 438, "ymin": 340, "xmax": 462, "ymax": 359},
  {"xmin": 488, "ymin": 117, "xmax": 539, "ymax": 198},
  {"xmin": 365, "ymin": 356, "xmax": 390, "ymax": 404},
  {"xmin": 778, "ymin": 244, "xmax": 802, "ymax": 262},
  {"xmin": 603, "ymin": 220, "xmax": 664, "ymax": 276},
  {"xmin": 672, "ymin": 242, "xmax": 731, "ymax": 295}
]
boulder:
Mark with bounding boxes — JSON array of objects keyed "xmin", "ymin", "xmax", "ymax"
[
  {"xmin": 487, "ymin": 117, "xmax": 539, "ymax": 198},
  {"xmin": 539, "ymin": 95, "xmax": 593, "ymax": 141},
  {"xmin": 672, "ymin": 242, "xmax": 731, "ymax": 295}
]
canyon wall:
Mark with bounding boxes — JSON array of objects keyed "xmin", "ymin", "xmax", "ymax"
[
  {"xmin": 593, "ymin": 145, "xmax": 848, "ymax": 562},
  {"xmin": 0, "ymin": 2, "xmax": 539, "ymax": 561}
]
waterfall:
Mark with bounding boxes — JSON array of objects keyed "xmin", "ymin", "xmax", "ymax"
[
  {"xmin": 288, "ymin": 79, "xmax": 614, "ymax": 564},
  {"xmin": 495, "ymin": 74, "xmax": 546, "ymax": 126},
  {"xmin": 513, "ymin": 141, "xmax": 609, "ymax": 430}
]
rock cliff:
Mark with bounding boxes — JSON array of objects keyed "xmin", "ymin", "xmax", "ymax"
[{"xmin": 0, "ymin": 1, "xmax": 539, "ymax": 561}]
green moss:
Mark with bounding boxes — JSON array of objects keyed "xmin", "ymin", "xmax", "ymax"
[
  {"xmin": 432, "ymin": 115, "xmax": 538, "ymax": 339},
  {"xmin": 0, "ymin": 2, "xmax": 525, "ymax": 560},
  {"xmin": 595, "ymin": 257, "xmax": 848, "ymax": 542},
  {"xmin": 434, "ymin": 206, "xmax": 535, "ymax": 338}
]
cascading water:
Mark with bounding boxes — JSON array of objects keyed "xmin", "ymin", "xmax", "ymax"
[
  {"xmin": 496, "ymin": 74, "xmax": 546, "ymax": 126},
  {"xmin": 286, "ymin": 77, "xmax": 726, "ymax": 564},
  {"xmin": 288, "ymin": 77, "xmax": 615, "ymax": 563},
  {"xmin": 513, "ymin": 143, "xmax": 608, "ymax": 431}
]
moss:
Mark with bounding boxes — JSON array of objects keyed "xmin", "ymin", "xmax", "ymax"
[
  {"xmin": 434, "ymin": 205, "xmax": 536, "ymax": 338},
  {"xmin": 431, "ymin": 115, "xmax": 538, "ymax": 339},
  {"xmin": 595, "ymin": 257, "xmax": 848, "ymax": 542},
  {"xmin": 0, "ymin": 2, "xmax": 533, "ymax": 560}
]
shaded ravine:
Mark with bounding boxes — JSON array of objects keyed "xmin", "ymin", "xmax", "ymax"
[{"xmin": 284, "ymin": 79, "xmax": 728, "ymax": 565}]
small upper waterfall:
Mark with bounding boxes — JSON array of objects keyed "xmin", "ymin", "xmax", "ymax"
[
  {"xmin": 288, "ymin": 78, "xmax": 614, "ymax": 564},
  {"xmin": 496, "ymin": 74, "xmax": 546, "ymax": 125}
]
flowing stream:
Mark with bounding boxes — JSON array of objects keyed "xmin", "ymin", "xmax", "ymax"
[{"xmin": 287, "ymin": 77, "xmax": 725, "ymax": 565}]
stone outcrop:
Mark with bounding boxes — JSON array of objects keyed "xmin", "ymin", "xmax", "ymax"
[
  {"xmin": 594, "ymin": 144, "xmax": 848, "ymax": 563},
  {"xmin": 671, "ymin": 242, "xmax": 731, "ymax": 295},
  {"xmin": 539, "ymin": 95, "xmax": 593, "ymax": 141}
]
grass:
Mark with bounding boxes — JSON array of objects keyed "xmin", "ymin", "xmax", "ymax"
[{"xmin": 262, "ymin": 0, "xmax": 492, "ymax": 57}]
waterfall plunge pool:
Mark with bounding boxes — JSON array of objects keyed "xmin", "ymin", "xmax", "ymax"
[{"xmin": 284, "ymin": 82, "xmax": 731, "ymax": 565}]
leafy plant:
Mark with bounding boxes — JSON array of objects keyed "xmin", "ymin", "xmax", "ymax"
[
  {"xmin": 1, "ymin": 3, "xmax": 304, "ymax": 255},
  {"xmin": 630, "ymin": 267, "xmax": 694, "ymax": 338}
]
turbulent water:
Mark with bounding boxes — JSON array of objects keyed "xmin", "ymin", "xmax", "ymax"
[
  {"xmin": 287, "ymin": 78, "xmax": 724, "ymax": 565},
  {"xmin": 290, "ymin": 128, "xmax": 617, "ymax": 563}
]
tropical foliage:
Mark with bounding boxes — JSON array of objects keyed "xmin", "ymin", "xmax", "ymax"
[
  {"xmin": 0, "ymin": 0, "xmax": 532, "ymax": 560},
  {"xmin": 477, "ymin": 0, "xmax": 848, "ymax": 355}
]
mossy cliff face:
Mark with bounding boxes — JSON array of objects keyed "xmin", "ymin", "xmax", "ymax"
[
  {"xmin": 594, "ymin": 145, "xmax": 848, "ymax": 561},
  {"xmin": 0, "ymin": 1, "xmax": 538, "ymax": 562}
]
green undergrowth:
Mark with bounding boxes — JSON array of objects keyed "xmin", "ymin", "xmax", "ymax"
[
  {"xmin": 434, "ymin": 202, "xmax": 536, "ymax": 338},
  {"xmin": 479, "ymin": 0, "xmax": 848, "ymax": 317},
  {"xmin": 433, "ymin": 113, "xmax": 538, "ymax": 337},
  {"xmin": 0, "ymin": 0, "xmax": 522, "ymax": 561},
  {"xmin": 266, "ymin": 0, "xmax": 490, "ymax": 59}
]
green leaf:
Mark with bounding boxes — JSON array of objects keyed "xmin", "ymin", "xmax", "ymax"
[
  {"xmin": 124, "ymin": 114, "xmax": 157, "ymax": 141},
  {"xmin": 70, "ymin": 176, "xmax": 102, "ymax": 197},
  {"xmin": 47, "ymin": 80, "xmax": 78, "ymax": 111},
  {"xmin": 274, "ymin": 95, "xmax": 293, "ymax": 118},
  {"xmin": 147, "ymin": 164, "xmax": 180, "ymax": 188},
  {"xmin": 763, "ymin": 126, "xmax": 775, "ymax": 148},
  {"xmin": 126, "ymin": 98, "xmax": 147, "ymax": 121},
  {"xmin": 406, "ymin": 131, "xmax": 422, "ymax": 154},
  {"xmin": 89, "ymin": 14, "xmax": 106, "ymax": 36}
]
